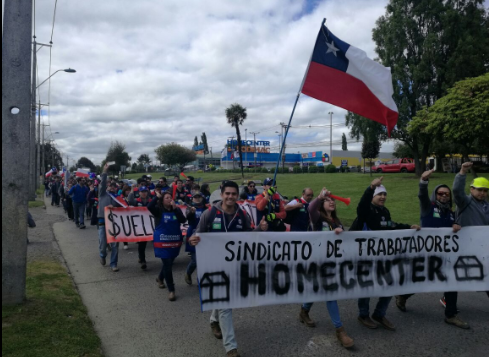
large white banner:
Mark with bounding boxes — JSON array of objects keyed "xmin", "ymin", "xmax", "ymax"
[{"xmin": 196, "ymin": 227, "xmax": 488, "ymax": 311}]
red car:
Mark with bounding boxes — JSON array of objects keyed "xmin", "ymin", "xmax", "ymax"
[{"xmin": 372, "ymin": 158, "xmax": 415, "ymax": 173}]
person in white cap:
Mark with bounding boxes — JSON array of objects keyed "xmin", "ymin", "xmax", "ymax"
[{"xmin": 353, "ymin": 176, "xmax": 420, "ymax": 332}]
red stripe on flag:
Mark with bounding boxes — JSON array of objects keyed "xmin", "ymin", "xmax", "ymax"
[
  {"xmin": 153, "ymin": 242, "xmax": 182, "ymax": 249},
  {"xmin": 302, "ymin": 62, "xmax": 398, "ymax": 134}
]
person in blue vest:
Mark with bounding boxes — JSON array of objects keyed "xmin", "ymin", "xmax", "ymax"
[
  {"xmin": 148, "ymin": 191, "xmax": 187, "ymax": 301},
  {"xmin": 184, "ymin": 191, "xmax": 206, "ymax": 285},
  {"xmin": 174, "ymin": 179, "xmax": 188, "ymax": 202},
  {"xmin": 189, "ymin": 181, "xmax": 268, "ymax": 357},
  {"xmin": 201, "ymin": 183, "xmax": 211, "ymax": 204},
  {"xmin": 157, "ymin": 177, "xmax": 170, "ymax": 192},
  {"xmin": 69, "ymin": 177, "xmax": 90, "ymax": 229},
  {"xmin": 285, "ymin": 188, "xmax": 314, "ymax": 231},
  {"xmin": 130, "ymin": 186, "xmax": 152, "ymax": 270},
  {"xmin": 239, "ymin": 181, "xmax": 258, "ymax": 201},
  {"xmin": 296, "ymin": 187, "xmax": 354, "ymax": 348},
  {"xmin": 394, "ymin": 169, "xmax": 467, "ymax": 328},
  {"xmin": 354, "ymin": 176, "xmax": 420, "ymax": 331}
]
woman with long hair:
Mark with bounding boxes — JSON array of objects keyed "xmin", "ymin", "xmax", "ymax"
[
  {"xmin": 298, "ymin": 187, "xmax": 354, "ymax": 349},
  {"xmin": 148, "ymin": 191, "xmax": 186, "ymax": 301},
  {"xmin": 200, "ymin": 183, "xmax": 211, "ymax": 204}
]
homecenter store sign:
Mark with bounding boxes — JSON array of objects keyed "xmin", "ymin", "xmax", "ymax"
[{"xmin": 227, "ymin": 140, "xmax": 271, "ymax": 153}]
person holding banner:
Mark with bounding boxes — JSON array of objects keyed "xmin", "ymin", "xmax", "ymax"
[
  {"xmin": 354, "ymin": 177, "xmax": 420, "ymax": 331},
  {"xmin": 189, "ymin": 181, "xmax": 268, "ymax": 357},
  {"xmin": 184, "ymin": 191, "xmax": 207, "ymax": 285},
  {"xmin": 295, "ymin": 187, "xmax": 354, "ymax": 348},
  {"xmin": 97, "ymin": 164, "xmax": 123, "ymax": 272},
  {"xmin": 148, "ymin": 191, "xmax": 187, "ymax": 301},
  {"xmin": 130, "ymin": 186, "xmax": 152, "ymax": 270},
  {"xmin": 394, "ymin": 169, "xmax": 470, "ymax": 328}
]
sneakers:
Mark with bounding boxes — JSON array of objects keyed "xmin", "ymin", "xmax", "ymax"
[
  {"xmin": 372, "ymin": 315, "xmax": 395, "ymax": 331},
  {"xmin": 226, "ymin": 349, "xmax": 240, "ymax": 357},
  {"xmin": 79, "ymin": 224, "xmax": 86, "ymax": 229},
  {"xmin": 210, "ymin": 322, "xmax": 223, "ymax": 339},
  {"xmin": 357, "ymin": 315, "xmax": 378, "ymax": 329},
  {"xmin": 184, "ymin": 273, "xmax": 192, "ymax": 285},
  {"xmin": 299, "ymin": 307, "xmax": 316, "ymax": 327},
  {"xmin": 100, "ymin": 257, "xmax": 106, "ymax": 266},
  {"xmin": 111, "ymin": 266, "xmax": 119, "ymax": 272},
  {"xmin": 75, "ymin": 223, "xmax": 80, "ymax": 227},
  {"xmin": 395, "ymin": 295, "xmax": 407, "ymax": 312},
  {"xmin": 123, "ymin": 244, "xmax": 129, "ymax": 250},
  {"xmin": 156, "ymin": 277, "xmax": 166, "ymax": 289},
  {"xmin": 139, "ymin": 260, "xmax": 147, "ymax": 270},
  {"xmin": 445, "ymin": 315, "xmax": 470, "ymax": 329},
  {"xmin": 335, "ymin": 327, "xmax": 354, "ymax": 348},
  {"xmin": 168, "ymin": 291, "xmax": 176, "ymax": 301}
]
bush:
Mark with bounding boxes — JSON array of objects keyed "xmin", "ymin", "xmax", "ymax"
[
  {"xmin": 309, "ymin": 166, "xmax": 318, "ymax": 173},
  {"xmin": 261, "ymin": 167, "xmax": 269, "ymax": 173},
  {"xmin": 197, "ymin": 170, "xmax": 203, "ymax": 173},
  {"xmin": 293, "ymin": 166, "xmax": 302, "ymax": 173},
  {"xmin": 211, "ymin": 166, "xmax": 217, "ymax": 171},
  {"xmin": 326, "ymin": 164, "xmax": 337, "ymax": 173},
  {"xmin": 317, "ymin": 166, "xmax": 325, "ymax": 173}
]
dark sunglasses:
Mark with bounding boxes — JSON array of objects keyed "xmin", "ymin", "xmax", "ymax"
[
  {"xmin": 437, "ymin": 192, "xmax": 450, "ymax": 197},
  {"xmin": 248, "ymin": 185, "xmax": 255, "ymax": 188}
]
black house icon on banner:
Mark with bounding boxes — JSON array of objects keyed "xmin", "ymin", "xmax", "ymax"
[
  {"xmin": 200, "ymin": 272, "xmax": 230, "ymax": 304},
  {"xmin": 454, "ymin": 256, "xmax": 484, "ymax": 281}
]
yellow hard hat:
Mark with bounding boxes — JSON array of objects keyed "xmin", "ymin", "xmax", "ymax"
[{"xmin": 471, "ymin": 177, "xmax": 489, "ymax": 189}]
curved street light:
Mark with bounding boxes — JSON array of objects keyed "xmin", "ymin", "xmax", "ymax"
[{"xmin": 37, "ymin": 68, "xmax": 77, "ymax": 89}]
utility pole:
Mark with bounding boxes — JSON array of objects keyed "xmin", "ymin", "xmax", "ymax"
[
  {"xmin": 29, "ymin": 36, "xmax": 37, "ymax": 201},
  {"xmin": 36, "ymin": 101, "xmax": 41, "ymax": 189},
  {"xmin": 250, "ymin": 132, "xmax": 259, "ymax": 173},
  {"xmin": 2, "ymin": 0, "xmax": 33, "ymax": 305},
  {"xmin": 40, "ymin": 124, "xmax": 49, "ymax": 176},
  {"xmin": 280, "ymin": 122, "xmax": 288, "ymax": 172},
  {"xmin": 328, "ymin": 112, "xmax": 334, "ymax": 165}
]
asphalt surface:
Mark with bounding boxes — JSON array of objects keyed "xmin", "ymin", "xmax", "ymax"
[{"xmin": 43, "ymin": 198, "xmax": 489, "ymax": 357}]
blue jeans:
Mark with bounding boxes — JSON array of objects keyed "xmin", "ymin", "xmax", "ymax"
[
  {"xmin": 98, "ymin": 226, "xmax": 119, "ymax": 267},
  {"xmin": 210, "ymin": 309, "xmax": 237, "ymax": 352},
  {"xmin": 186, "ymin": 252, "xmax": 197, "ymax": 276},
  {"xmin": 302, "ymin": 301, "xmax": 342, "ymax": 328},
  {"xmin": 73, "ymin": 202, "xmax": 86, "ymax": 225},
  {"xmin": 358, "ymin": 297, "xmax": 392, "ymax": 318},
  {"xmin": 158, "ymin": 257, "xmax": 176, "ymax": 292}
]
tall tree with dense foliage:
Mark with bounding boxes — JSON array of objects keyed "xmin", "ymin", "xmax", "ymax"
[
  {"xmin": 348, "ymin": 0, "xmax": 489, "ymax": 175},
  {"xmin": 409, "ymin": 73, "xmax": 489, "ymax": 160},
  {"xmin": 341, "ymin": 133, "xmax": 348, "ymax": 151},
  {"xmin": 225, "ymin": 103, "xmax": 247, "ymax": 178},
  {"xmin": 155, "ymin": 143, "xmax": 196, "ymax": 172},
  {"xmin": 105, "ymin": 141, "xmax": 131, "ymax": 173},
  {"xmin": 137, "ymin": 154, "xmax": 151, "ymax": 165},
  {"xmin": 76, "ymin": 157, "xmax": 96, "ymax": 172}
]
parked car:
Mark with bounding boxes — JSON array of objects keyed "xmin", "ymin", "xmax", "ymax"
[{"xmin": 371, "ymin": 158, "xmax": 415, "ymax": 173}]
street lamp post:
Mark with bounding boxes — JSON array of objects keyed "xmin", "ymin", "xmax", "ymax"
[{"xmin": 328, "ymin": 112, "xmax": 333, "ymax": 165}]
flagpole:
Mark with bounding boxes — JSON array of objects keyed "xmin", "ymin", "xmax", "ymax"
[{"xmin": 270, "ymin": 18, "xmax": 326, "ymax": 189}]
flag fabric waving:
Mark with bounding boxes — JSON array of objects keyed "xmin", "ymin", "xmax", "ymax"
[
  {"xmin": 108, "ymin": 192, "xmax": 129, "ymax": 208},
  {"xmin": 45, "ymin": 167, "xmax": 57, "ymax": 178},
  {"xmin": 75, "ymin": 168, "xmax": 90, "ymax": 178},
  {"xmin": 301, "ymin": 23, "xmax": 398, "ymax": 134}
]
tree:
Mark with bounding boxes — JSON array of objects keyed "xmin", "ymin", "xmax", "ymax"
[
  {"xmin": 362, "ymin": 139, "xmax": 381, "ymax": 177},
  {"xmin": 137, "ymin": 154, "xmax": 151, "ymax": 167},
  {"xmin": 225, "ymin": 103, "xmax": 247, "ymax": 178},
  {"xmin": 155, "ymin": 142, "xmax": 196, "ymax": 172},
  {"xmin": 77, "ymin": 157, "xmax": 96, "ymax": 172},
  {"xmin": 193, "ymin": 136, "xmax": 199, "ymax": 148},
  {"xmin": 201, "ymin": 132, "xmax": 209, "ymax": 154},
  {"xmin": 409, "ymin": 73, "xmax": 489, "ymax": 160},
  {"xmin": 40, "ymin": 142, "xmax": 64, "ymax": 172},
  {"xmin": 105, "ymin": 141, "xmax": 131, "ymax": 174},
  {"xmin": 341, "ymin": 133, "xmax": 348, "ymax": 151},
  {"xmin": 131, "ymin": 162, "xmax": 138, "ymax": 172},
  {"xmin": 365, "ymin": 0, "xmax": 489, "ymax": 175},
  {"xmin": 392, "ymin": 143, "xmax": 414, "ymax": 159}
]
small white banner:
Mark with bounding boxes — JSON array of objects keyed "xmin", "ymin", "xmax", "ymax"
[{"xmin": 196, "ymin": 227, "xmax": 488, "ymax": 311}]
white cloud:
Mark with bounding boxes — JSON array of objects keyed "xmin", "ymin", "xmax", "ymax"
[{"xmin": 31, "ymin": 0, "xmax": 400, "ymax": 165}]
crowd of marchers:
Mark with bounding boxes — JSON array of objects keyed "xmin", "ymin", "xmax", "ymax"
[{"xmin": 44, "ymin": 162, "xmax": 488, "ymax": 357}]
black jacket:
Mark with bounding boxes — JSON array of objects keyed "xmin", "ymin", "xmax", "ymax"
[{"xmin": 355, "ymin": 186, "xmax": 411, "ymax": 231}]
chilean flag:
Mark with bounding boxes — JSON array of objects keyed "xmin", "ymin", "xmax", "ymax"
[
  {"xmin": 301, "ymin": 23, "xmax": 398, "ymax": 134},
  {"xmin": 75, "ymin": 168, "xmax": 90, "ymax": 178},
  {"xmin": 45, "ymin": 167, "xmax": 57, "ymax": 178},
  {"xmin": 108, "ymin": 192, "xmax": 128, "ymax": 208}
]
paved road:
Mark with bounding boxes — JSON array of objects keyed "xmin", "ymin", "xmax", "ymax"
[{"xmin": 46, "ymin": 199, "xmax": 488, "ymax": 357}]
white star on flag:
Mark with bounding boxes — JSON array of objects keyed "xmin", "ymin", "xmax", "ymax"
[{"xmin": 326, "ymin": 40, "xmax": 339, "ymax": 57}]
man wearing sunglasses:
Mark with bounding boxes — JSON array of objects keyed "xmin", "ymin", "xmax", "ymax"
[
  {"xmin": 395, "ymin": 169, "xmax": 468, "ymax": 328},
  {"xmin": 240, "ymin": 181, "xmax": 258, "ymax": 201}
]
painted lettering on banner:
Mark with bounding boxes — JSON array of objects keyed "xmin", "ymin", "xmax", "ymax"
[
  {"xmin": 104, "ymin": 207, "xmax": 155, "ymax": 243},
  {"xmin": 195, "ymin": 227, "xmax": 488, "ymax": 311}
]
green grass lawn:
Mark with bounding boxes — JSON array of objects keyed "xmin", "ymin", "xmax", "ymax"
[
  {"xmin": 28, "ymin": 200, "xmax": 45, "ymax": 208},
  {"xmin": 125, "ymin": 171, "xmax": 481, "ymax": 227},
  {"xmin": 2, "ymin": 261, "xmax": 103, "ymax": 357}
]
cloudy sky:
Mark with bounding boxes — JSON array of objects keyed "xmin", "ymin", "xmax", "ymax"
[{"xmin": 29, "ymin": 0, "xmax": 404, "ymax": 166}]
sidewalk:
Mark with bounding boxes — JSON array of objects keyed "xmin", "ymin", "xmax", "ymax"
[{"xmin": 46, "ymin": 197, "xmax": 489, "ymax": 357}]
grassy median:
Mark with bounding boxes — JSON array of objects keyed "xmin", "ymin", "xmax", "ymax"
[{"xmin": 2, "ymin": 261, "xmax": 103, "ymax": 357}]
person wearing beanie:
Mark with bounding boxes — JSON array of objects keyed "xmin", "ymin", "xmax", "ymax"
[
  {"xmin": 395, "ymin": 169, "xmax": 468, "ymax": 329},
  {"xmin": 353, "ymin": 176, "xmax": 420, "ymax": 332}
]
